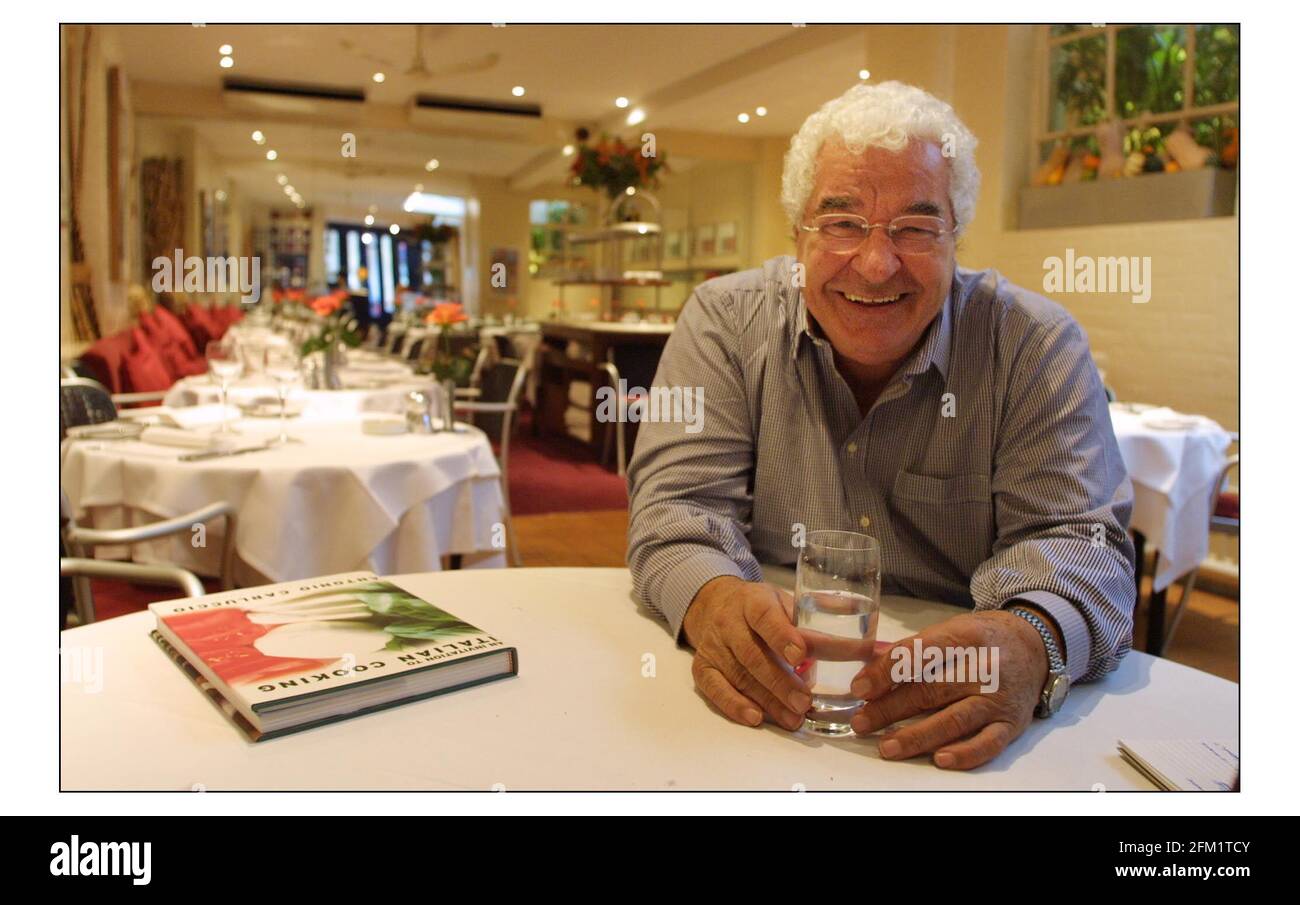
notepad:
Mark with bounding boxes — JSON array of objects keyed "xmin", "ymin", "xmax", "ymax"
[{"xmin": 1117, "ymin": 739, "xmax": 1239, "ymax": 791}]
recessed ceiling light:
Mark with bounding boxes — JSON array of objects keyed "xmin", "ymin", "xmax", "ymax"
[
  {"xmin": 373, "ymin": 72, "xmax": 385, "ymax": 83},
  {"xmin": 389, "ymin": 224, "xmax": 400, "ymax": 235},
  {"xmin": 364, "ymin": 215, "xmax": 375, "ymax": 226},
  {"xmin": 562, "ymin": 144, "xmax": 575, "ymax": 156},
  {"xmin": 738, "ymin": 113, "xmax": 750, "ymax": 124},
  {"xmin": 756, "ymin": 106, "xmax": 768, "ymax": 117},
  {"xmin": 859, "ymin": 69, "xmax": 871, "ymax": 80},
  {"xmin": 220, "ymin": 56, "xmax": 234, "ymax": 69},
  {"xmin": 425, "ymin": 158, "xmax": 440, "ymax": 171},
  {"xmin": 368, "ymin": 204, "xmax": 378, "ymax": 214},
  {"xmin": 276, "ymin": 174, "xmax": 288, "ymax": 185},
  {"xmin": 215, "ymin": 189, "xmax": 227, "ymax": 202},
  {"xmin": 265, "ymin": 149, "xmax": 278, "ymax": 161},
  {"xmin": 361, "ymin": 233, "xmax": 373, "ymax": 245},
  {"xmin": 219, "ymin": 44, "xmax": 233, "ymax": 55},
  {"xmin": 626, "ymin": 108, "xmax": 646, "ymax": 126},
  {"xmin": 625, "ymin": 186, "xmax": 636, "ymax": 196},
  {"xmin": 511, "ymin": 86, "xmax": 525, "ymax": 97},
  {"xmin": 615, "ymin": 96, "xmax": 629, "ymax": 108},
  {"xmin": 251, "ymin": 130, "xmax": 265, "ymax": 143},
  {"xmin": 283, "ymin": 185, "xmax": 294, "ymax": 195}
]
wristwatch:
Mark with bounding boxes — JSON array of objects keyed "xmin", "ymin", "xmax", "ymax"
[{"xmin": 1008, "ymin": 606, "xmax": 1070, "ymax": 718}]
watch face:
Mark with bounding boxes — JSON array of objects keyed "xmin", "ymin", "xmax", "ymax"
[{"xmin": 1045, "ymin": 674, "xmax": 1071, "ymax": 714}]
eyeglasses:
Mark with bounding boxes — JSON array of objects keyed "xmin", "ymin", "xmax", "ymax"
[{"xmin": 799, "ymin": 213, "xmax": 955, "ymax": 255}]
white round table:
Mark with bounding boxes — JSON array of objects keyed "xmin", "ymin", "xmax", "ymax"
[
  {"xmin": 1109, "ymin": 403, "xmax": 1235, "ymax": 591},
  {"xmin": 60, "ymin": 418, "xmax": 507, "ymax": 584},
  {"xmin": 57, "ymin": 567, "xmax": 1237, "ymax": 790}
]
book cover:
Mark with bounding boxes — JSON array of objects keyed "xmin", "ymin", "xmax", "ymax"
[{"xmin": 149, "ymin": 571, "xmax": 516, "ymax": 736}]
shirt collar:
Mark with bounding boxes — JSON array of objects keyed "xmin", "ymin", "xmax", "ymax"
[{"xmin": 788, "ymin": 274, "xmax": 953, "ymax": 383}]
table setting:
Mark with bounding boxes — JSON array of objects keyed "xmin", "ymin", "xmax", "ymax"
[
  {"xmin": 1108, "ymin": 402, "xmax": 1236, "ymax": 591},
  {"xmin": 62, "ymin": 331, "xmax": 508, "ymax": 584}
]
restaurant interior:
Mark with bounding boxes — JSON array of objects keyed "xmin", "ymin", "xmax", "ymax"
[{"xmin": 55, "ymin": 21, "xmax": 1243, "ymax": 793}]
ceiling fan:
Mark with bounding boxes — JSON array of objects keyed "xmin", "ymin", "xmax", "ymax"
[{"xmin": 340, "ymin": 25, "xmax": 500, "ymax": 80}]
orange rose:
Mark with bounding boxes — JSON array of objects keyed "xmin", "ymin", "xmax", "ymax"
[
  {"xmin": 311, "ymin": 294, "xmax": 343, "ymax": 316},
  {"xmin": 425, "ymin": 302, "xmax": 468, "ymax": 326}
]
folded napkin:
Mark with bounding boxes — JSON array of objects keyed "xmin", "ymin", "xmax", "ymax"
[
  {"xmin": 121, "ymin": 404, "xmax": 241, "ymax": 430},
  {"xmin": 139, "ymin": 426, "xmax": 235, "ymax": 450}
]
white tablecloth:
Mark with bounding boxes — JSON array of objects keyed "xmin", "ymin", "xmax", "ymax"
[
  {"xmin": 61, "ymin": 419, "xmax": 507, "ymax": 584},
  {"xmin": 1109, "ymin": 404, "xmax": 1234, "ymax": 591},
  {"xmin": 163, "ymin": 370, "xmax": 436, "ymax": 420},
  {"xmin": 58, "ymin": 567, "xmax": 1238, "ymax": 791}
]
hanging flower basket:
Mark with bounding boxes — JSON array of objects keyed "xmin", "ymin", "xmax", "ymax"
[{"xmin": 570, "ymin": 131, "xmax": 669, "ymax": 200}]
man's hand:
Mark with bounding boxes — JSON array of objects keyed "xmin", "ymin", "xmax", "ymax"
[
  {"xmin": 847, "ymin": 611, "xmax": 1049, "ymax": 770},
  {"xmin": 683, "ymin": 576, "xmax": 812, "ymax": 730}
]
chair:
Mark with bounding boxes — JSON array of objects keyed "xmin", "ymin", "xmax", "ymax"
[
  {"xmin": 60, "ymin": 558, "xmax": 207, "ymax": 621},
  {"xmin": 60, "ymin": 378, "xmax": 118, "ymax": 440},
  {"xmin": 60, "ymin": 378, "xmax": 166, "ymax": 441},
  {"xmin": 597, "ymin": 344, "xmax": 664, "ymax": 477},
  {"xmin": 1150, "ymin": 436, "xmax": 1239, "ymax": 656},
  {"xmin": 60, "ymin": 491, "xmax": 237, "ymax": 625},
  {"xmin": 454, "ymin": 356, "xmax": 530, "ymax": 567}
]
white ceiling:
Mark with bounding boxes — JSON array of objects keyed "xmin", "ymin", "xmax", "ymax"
[{"xmin": 104, "ymin": 24, "xmax": 870, "ymax": 214}]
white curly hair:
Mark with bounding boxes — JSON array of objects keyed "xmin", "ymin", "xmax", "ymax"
[{"xmin": 781, "ymin": 80, "xmax": 980, "ymax": 236}]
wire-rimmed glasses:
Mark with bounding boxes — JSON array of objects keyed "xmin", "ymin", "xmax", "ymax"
[{"xmin": 799, "ymin": 213, "xmax": 955, "ymax": 255}]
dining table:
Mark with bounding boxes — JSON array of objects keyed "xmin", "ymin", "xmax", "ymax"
[
  {"xmin": 58, "ymin": 567, "xmax": 1238, "ymax": 791},
  {"xmin": 60, "ymin": 414, "xmax": 508, "ymax": 586},
  {"xmin": 164, "ymin": 351, "xmax": 434, "ymax": 419}
]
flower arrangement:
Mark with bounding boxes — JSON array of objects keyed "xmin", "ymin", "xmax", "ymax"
[
  {"xmin": 422, "ymin": 302, "xmax": 476, "ymax": 384},
  {"xmin": 300, "ymin": 288, "xmax": 360, "ymax": 357},
  {"xmin": 570, "ymin": 131, "xmax": 669, "ymax": 200}
]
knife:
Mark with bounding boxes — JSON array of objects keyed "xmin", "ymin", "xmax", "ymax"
[{"xmin": 179, "ymin": 442, "xmax": 274, "ymax": 462}]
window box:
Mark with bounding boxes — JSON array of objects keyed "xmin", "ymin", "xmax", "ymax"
[{"xmin": 1018, "ymin": 168, "xmax": 1236, "ymax": 230}]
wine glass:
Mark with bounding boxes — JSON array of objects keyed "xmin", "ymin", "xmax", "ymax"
[
  {"xmin": 264, "ymin": 346, "xmax": 302, "ymax": 445},
  {"xmin": 205, "ymin": 341, "xmax": 243, "ymax": 434}
]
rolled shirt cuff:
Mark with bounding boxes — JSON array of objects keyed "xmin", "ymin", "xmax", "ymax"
[
  {"xmin": 1004, "ymin": 589, "xmax": 1093, "ymax": 684},
  {"xmin": 656, "ymin": 551, "xmax": 752, "ymax": 645}
]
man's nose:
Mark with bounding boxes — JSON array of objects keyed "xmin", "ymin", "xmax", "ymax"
[{"xmin": 850, "ymin": 227, "xmax": 901, "ymax": 284}]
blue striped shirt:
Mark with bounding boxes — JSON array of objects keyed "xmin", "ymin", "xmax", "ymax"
[{"xmin": 627, "ymin": 254, "xmax": 1136, "ymax": 682}]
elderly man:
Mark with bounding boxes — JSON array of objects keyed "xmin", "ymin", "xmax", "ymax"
[{"xmin": 627, "ymin": 81, "xmax": 1136, "ymax": 770}]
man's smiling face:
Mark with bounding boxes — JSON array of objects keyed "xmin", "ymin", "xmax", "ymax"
[{"xmin": 794, "ymin": 137, "xmax": 957, "ymax": 381}]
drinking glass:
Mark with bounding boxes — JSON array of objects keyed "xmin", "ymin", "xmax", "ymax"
[
  {"xmin": 264, "ymin": 346, "xmax": 302, "ymax": 445},
  {"xmin": 205, "ymin": 341, "xmax": 243, "ymax": 434},
  {"xmin": 794, "ymin": 530, "xmax": 882, "ymax": 736}
]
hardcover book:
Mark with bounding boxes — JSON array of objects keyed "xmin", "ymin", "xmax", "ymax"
[{"xmin": 149, "ymin": 571, "xmax": 517, "ymax": 741}]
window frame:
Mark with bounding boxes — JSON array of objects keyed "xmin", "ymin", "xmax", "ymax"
[{"xmin": 1033, "ymin": 24, "xmax": 1239, "ymax": 171}]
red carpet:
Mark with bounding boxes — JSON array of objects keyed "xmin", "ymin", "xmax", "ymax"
[{"xmin": 505, "ymin": 416, "xmax": 629, "ymax": 515}]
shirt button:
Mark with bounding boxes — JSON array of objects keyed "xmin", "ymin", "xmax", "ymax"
[
  {"xmin": 846, "ymin": 442, "xmax": 858, "ymax": 454},
  {"xmin": 859, "ymin": 515, "xmax": 871, "ymax": 529}
]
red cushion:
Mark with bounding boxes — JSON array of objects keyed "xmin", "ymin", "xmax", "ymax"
[
  {"xmin": 80, "ymin": 331, "xmax": 135, "ymax": 394},
  {"xmin": 1214, "ymin": 491, "xmax": 1239, "ymax": 521},
  {"xmin": 181, "ymin": 305, "xmax": 216, "ymax": 350},
  {"xmin": 150, "ymin": 305, "xmax": 200, "ymax": 358},
  {"xmin": 123, "ymin": 328, "xmax": 173, "ymax": 394}
]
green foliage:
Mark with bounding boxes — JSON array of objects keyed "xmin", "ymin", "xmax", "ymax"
[{"xmin": 356, "ymin": 588, "xmax": 479, "ymax": 645}]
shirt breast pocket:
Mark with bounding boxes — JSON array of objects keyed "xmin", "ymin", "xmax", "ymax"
[
  {"xmin": 892, "ymin": 471, "xmax": 991, "ymax": 505},
  {"xmin": 889, "ymin": 471, "xmax": 994, "ymax": 577}
]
